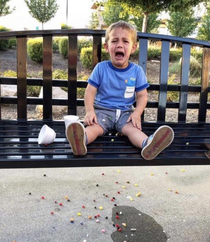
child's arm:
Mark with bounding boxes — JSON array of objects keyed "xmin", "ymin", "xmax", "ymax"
[
  {"xmin": 84, "ymin": 84, "xmax": 98, "ymax": 125},
  {"xmin": 127, "ymin": 89, "xmax": 148, "ymax": 130}
]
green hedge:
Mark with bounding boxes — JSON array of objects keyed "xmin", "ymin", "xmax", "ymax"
[
  {"xmin": 53, "ymin": 37, "xmax": 61, "ymax": 52},
  {"xmin": 80, "ymin": 47, "xmax": 109, "ymax": 69},
  {"xmin": 27, "ymin": 38, "xmax": 43, "ymax": 63},
  {"xmin": 59, "ymin": 37, "xmax": 68, "ymax": 58},
  {"xmin": 58, "ymin": 37, "xmax": 93, "ymax": 58},
  {"xmin": 78, "ymin": 38, "xmax": 92, "ymax": 54},
  {"xmin": 0, "ymin": 26, "xmax": 10, "ymax": 50}
]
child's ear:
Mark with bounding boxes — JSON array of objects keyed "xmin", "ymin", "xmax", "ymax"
[
  {"xmin": 131, "ymin": 43, "xmax": 137, "ymax": 54},
  {"xmin": 103, "ymin": 43, "xmax": 109, "ymax": 53}
]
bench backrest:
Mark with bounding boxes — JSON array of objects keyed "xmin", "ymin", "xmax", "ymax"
[{"xmin": 0, "ymin": 30, "xmax": 209, "ymax": 122}]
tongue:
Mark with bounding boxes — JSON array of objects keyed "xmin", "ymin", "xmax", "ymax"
[{"xmin": 116, "ymin": 54, "xmax": 123, "ymax": 60}]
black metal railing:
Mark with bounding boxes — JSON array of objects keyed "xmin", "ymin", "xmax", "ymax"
[{"xmin": 0, "ymin": 29, "xmax": 209, "ymax": 122}]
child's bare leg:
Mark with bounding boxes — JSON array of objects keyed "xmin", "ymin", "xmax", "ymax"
[
  {"xmin": 85, "ymin": 123, "xmax": 104, "ymax": 144},
  {"xmin": 122, "ymin": 122, "xmax": 174, "ymax": 160},
  {"xmin": 121, "ymin": 122, "xmax": 148, "ymax": 148}
]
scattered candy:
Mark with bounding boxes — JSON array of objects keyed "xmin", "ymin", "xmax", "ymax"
[
  {"xmin": 70, "ymin": 218, "xmax": 74, "ymax": 223},
  {"xmin": 150, "ymin": 173, "xmax": 154, "ymax": 176},
  {"xmin": 82, "ymin": 205, "xmax": 85, "ymax": 208},
  {"xmin": 118, "ymin": 170, "xmax": 122, "ymax": 173},
  {"xmin": 41, "ymin": 196, "xmax": 45, "ymax": 199},
  {"xmin": 181, "ymin": 169, "xmax": 185, "ymax": 172},
  {"xmin": 96, "ymin": 219, "xmax": 100, "ymax": 223},
  {"xmin": 65, "ymin": 196, "xmax": 68, "ymax": 200},
  {"xmin": 131, "ymin": 228, "xmax": 137, "ymax": 231},
  {"xmin": 126, "ymin": 180, "xmax": 130, "ymax": 183},
  {"xmin": 175, "ymin": 191, "xmax": 179, "ymax": 194},
  {"xmin": 88, "ymin": 216, "xmax": 92, "ymax": 219},
  {"xmin": 122, "ymin": 186, "xmax": 125, "ymax": 189},
  {"xmin": 59, "ymin": 203, "xmax": 63, "ymax": 206},
  {"xmin": 99, "ymin": 206, "xmax": 103, "ymax": 210},
  {"xmin": 118, "ymin": 228, "xmax": 122, "ymax": 232},
  {"xmin": 117, "ymin": 191, "xmax": 121, "ymax": 194},
  {"xmin": 101, "ymin": 229, "xmax": 106, "ymax": 233},
  {"xmin": 51, "ymin": 211, "xmax": 54, "ymax": 215},
  {"xmin": 134, "ymin": 183, "xmax": 138, "ymax": 187},
  {"xmin": 116, "ymin": 215, "xmax": 120, "ymax": 219},
  {"xmin": 136, "ymin": 192, "xmax": 141, "ymax": 197},
  {"xmin": 122, "ymin": 223, "xmax": 127, "ymax": 227},
  {"xmin": 102, "ymin": 173, "xmax": 105, "ymax": 175},
  {"xmin": 115, "ymin": 224, "xmax": 120, "ymax": 228},
  {"xmin": 130, "ymin": 197, "xmax": 133, "ymax": 201},
  {"xmin": 77, "ymin": 212, "xmax": 82, "ymax": 216}
]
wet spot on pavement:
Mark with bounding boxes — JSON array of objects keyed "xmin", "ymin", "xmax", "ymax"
[{"xmin": 111, "ymin": 206, "xmax": 167, "ymax": 242}]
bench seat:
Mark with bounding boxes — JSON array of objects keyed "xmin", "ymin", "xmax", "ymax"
[{"xmin": 0, "ymin": 120, "xmax": 209, "ymax": 168}]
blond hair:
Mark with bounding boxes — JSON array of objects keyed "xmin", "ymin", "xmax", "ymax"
[{"xmin": 105, "ymin": 21, "xmax": 137, "ymax": 44}]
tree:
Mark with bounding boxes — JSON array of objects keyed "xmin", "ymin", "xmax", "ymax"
[
  {"xmin": 24, "ymin": 0, "xmax": 59, "ymax": 29},
  {"xmin": 131, "ymin": 13, "xmax": 161, "ymax": 33},
  {"xmin": 107, "ymin": 0, "xmax": 203, "ymax": 32},
  {"xmin": 89, "ymin": 12, "xmax": 99, "ymax": 29},
  {"xmin": 197, "ymin": 7, "xmax": 210, "ymax": 41},
  {"xmin": 102, "ymin": 2, "xmax": 129, "ymax": 26},
  {"xmin": 167, "ymin": 8, "xmax": 198, "ymax": 38},
  {"xmin": 0, "ymin": 0, "xmax": 15, "ymax": 17},
  {"xmin": 101, "ymin": 1, "xmax": 161, "ymax": 33}
]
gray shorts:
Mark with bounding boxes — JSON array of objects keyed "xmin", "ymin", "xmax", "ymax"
[{"xmin": 94, "ymin": 105, "xmax": 133, "ymax": 134}]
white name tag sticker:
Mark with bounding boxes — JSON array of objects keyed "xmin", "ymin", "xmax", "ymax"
[{"xmin": 124, "ymin": 86, "xmax": 135, "ymax": 98}]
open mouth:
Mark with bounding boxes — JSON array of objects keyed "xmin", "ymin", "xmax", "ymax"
[{"xmin": 115, "ymin": 51, "xmax": 124, "ymax": 60}]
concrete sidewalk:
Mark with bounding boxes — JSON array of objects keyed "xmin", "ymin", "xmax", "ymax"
[{"xmin": 0, "ymin": 165, "xmax": 210, "ymax": 242}]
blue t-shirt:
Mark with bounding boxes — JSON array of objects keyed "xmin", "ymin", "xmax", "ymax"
[{"xmin": 88, "ymin": 61, "xmax": 149, "ymax": 110}]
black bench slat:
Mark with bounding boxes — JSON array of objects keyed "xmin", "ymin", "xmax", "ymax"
[
  {"xmin": 0, "ymin": 120, "xmax": 209, "ymax": 168},
  {"xmin": 68, "ymin": 35, "xmax": 77, "ymax": 115},
  {"xmin": 17, "ymin": 36, "xmax": 27, "ymax": 120},
  {"xmin": 179, "ymin": 43, "xmax": 191, "ymax": 122},
  {"xmin": 138, "ymin": 38, "xmax": 148, "ymax": 73},
  {"xmin": 199, "ymin": 47, "xmax": 210, "ymax": 121},
  {"xmin": 158, "ymin": 40, "xmax": 170, "ymax": 121},
  {"xmin": 43, "ymin": 35, "xmax": 53, "ymax": 120}
]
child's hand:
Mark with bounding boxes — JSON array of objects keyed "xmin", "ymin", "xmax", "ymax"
[
  {"xmin": 84, "ymin": 111, "xmax": 98, "ymax": 126},
  {"xmin": 127, "ymin": 111, "xmax": 142, "ymax": 130}
]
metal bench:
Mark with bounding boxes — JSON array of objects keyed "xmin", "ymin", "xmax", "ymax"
[{"xmin": 0, "ymin": 30, "xmax": 210, "ymax": 168}]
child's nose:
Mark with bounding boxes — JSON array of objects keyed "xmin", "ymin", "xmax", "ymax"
[{"xmin": 117, "ymin": 41, "xmax": 123, "ymax": 47}]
